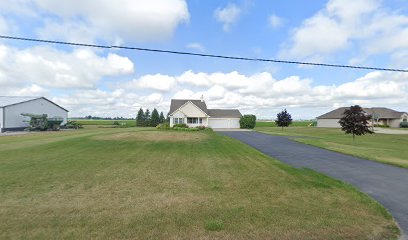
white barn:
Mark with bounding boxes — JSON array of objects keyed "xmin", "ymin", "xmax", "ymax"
[
  {"xmin": 168, "ymin": 98, "xmax": 242, "ymax": 129},
  {"xmin": 0, "ymin": 96, "xmax": 68, "ymax": 132}
]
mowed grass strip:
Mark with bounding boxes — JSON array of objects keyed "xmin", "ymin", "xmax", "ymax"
[
  {"xmin": 256, "ymin": 126, "xmax": 408, "ymax": 168},
  {"xmin": 0, "ymin": 128, "xmax": 399, "ymax": 239},
  {"xmin": 256, "ymin": 121, "xmax": 314, "ymax": 127}
]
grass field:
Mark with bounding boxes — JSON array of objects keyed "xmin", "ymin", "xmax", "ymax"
[
  {"xmin": 71, "ymin": 119, "xmax": 136, "ymax": 127},
  {"xmin": 256, "ymin": 126, "xmax": 408, "ymax": 168},
  {"xmin": 0, "ymin": 128, "xmax": 399, "ymax": 239},
  {"xmin": 256, "ymin": 121, "xmax": 314, "ymax": 127}
]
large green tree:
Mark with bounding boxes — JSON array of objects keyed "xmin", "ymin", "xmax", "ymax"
[
  {"xmin": 275, "ymin": 109, "xmax": 292, "ymax": 130},
  {"xmin": 339, "ymin": 105, "xmax": 373, "ymax": 142},
  {"xmin": 136, "ymin": 108, "xmax": 145, "ymax": 127},
  {"xmin": 150, "ymin": 109, "xmax": 160, "ymax": 127},
  {"xmin": 144, "ymin": 109, "xmax": 151, "ymax": 127},
  {"xmin": 159, "ymin": 112, "xmax": 165, "ymax": 123}
]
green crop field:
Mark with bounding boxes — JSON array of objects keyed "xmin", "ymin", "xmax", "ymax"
[
  {"xmin": 256, "ymin": 121, "xmax": 314, "ymax": 127},
  {"xmin": 256, "ymin": 126, "xmax": 408, "ymax": 168},
  {"xmin": 71, "ymin": 119, "xmax": 136, "ymax": 127},
  {"xmin": 0, "ymin": 128, "xmax": 398, "ymax": 239}
]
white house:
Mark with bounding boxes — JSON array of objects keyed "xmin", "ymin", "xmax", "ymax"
[
  {"xmin": 317, "ymin": 107, "xmax": 408, "ymax": 128},
  {"xmin": 0, "ymin": 96, "xmax": 68, "ymax": 132},
  {"xmin": 168, "ymin": 98, "xmax": 242, "ymax": 129}
]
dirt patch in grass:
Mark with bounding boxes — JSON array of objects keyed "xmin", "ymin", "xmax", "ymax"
[{"xmin": 92, "ymin": 131, "xmax": 209, "ymax": 142}]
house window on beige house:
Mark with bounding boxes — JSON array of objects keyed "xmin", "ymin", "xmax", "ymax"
[{"xmin": 173, "ymin": 118, "xmax": 184, "ymax": 124}]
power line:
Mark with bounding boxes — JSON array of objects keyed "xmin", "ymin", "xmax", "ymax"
[{"xmin": 1, "ymin": 35, "xmax": 407, "ymax": 73}]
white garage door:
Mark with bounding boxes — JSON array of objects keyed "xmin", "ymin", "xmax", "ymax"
[{"xmin": 209, "ymin": 118, "xmax": 240, "ymax": 129}]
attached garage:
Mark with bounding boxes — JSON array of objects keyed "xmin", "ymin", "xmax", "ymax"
[
  {"xmin": 208, "ymin": 118, "xmax": 240, "ymax": 129},
  {"xmin": 0, "ymin": 96, "xmax": 68, "ymax": 132},
  {"xmin": 207, "ymin": 109, "xmax": 242, "ymax": 129}
]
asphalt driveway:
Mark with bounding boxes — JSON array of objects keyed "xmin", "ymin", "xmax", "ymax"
[{"xmin": 220, "ymin": 131, "xmax": 408, "ymax": 237}]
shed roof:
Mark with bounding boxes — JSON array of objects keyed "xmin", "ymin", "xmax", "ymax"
[
  {"xmin": 0, "ymin": 96, "xmax": 69, "ymax": 112},
  {"xmin": 317, "ymin": 107, "xmax": 406, "ymax": 119},
  {"xmin": 0, "ymin": 96, "xmax": 40, "ymax": 107}
]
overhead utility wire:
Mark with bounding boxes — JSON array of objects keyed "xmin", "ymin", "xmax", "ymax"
[{"xmin": 1, "ymin": 35, "xmax": 407, "ymax": 73}]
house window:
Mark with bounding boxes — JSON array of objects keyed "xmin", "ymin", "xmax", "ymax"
[
  {"xmin": 187, "ymin": 118, "xmax": 198, "ymax": 124},
  {"xmin": 173, "ymin": 118, "xmax": 184, "ymax": 124},
  {"xmin": 403, "ymin": 117, "xmax": 407, "ymax": 122},
  {"xmin": 199, "ymin": 118, "xmax": 203, "ymax": 124}
]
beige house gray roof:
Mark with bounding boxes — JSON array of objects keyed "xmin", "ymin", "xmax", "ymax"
[
  {"xmin": 168, "ymin": 99, "xmax": 242, "ymax": 118},
  {"xmin": 169, "ymin": 99, "xmax": 209, "ymax": 115},
  {"xmin": 317, "ymin": 107, "xmax": 406, "ymax": 119}
]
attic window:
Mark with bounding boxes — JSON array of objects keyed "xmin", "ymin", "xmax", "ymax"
[{"xmin": 403, "ymin": 117, "xmax": 407, "ymax": 122}]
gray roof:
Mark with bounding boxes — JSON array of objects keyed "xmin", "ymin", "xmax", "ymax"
[
  {"xmin": 0, "ymin": 96, "xmax": 69, "ymax": 112},
  {"xmin": 317, "ymin": 107, "xmax": 406, "ymax": 119},
  {"xmin": 169, "ymin": 99, "xmax": 209, "ymax": 115},
  {"xmin": 0, "ymin": 96, "xmax": 40, "ymax": 107},
  {"xmin": 208, "ymin": 109, "xmax": 242, "ymax": 118},
  {"xmin": 169, "ymin": 99, "xmax": 242, "ymax": 118}
]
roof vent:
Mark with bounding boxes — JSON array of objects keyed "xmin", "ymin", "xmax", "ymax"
[{"xmin": 200, "ymin": 95, "xmax": 204, "ymax": 102}]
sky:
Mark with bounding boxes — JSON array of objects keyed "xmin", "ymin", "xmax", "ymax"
[{"xmin": 0, "ymin": 0, "xmax": 407, "ymax": 119}]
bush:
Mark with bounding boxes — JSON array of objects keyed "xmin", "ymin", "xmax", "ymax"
[
  {"xmin": 173, "ymin": 123, "xmax": 188, "ymax": 128},
  {"xmin": 400, "ymin": 122, "xmax": 408, "ymax": 128},
  {"xmin": 374, "ymin": 124, "xmax": 390, "ymax": 128},
  {"xmin": 156, "ymin": 123, "xmax": 170, "ymax": 130},
  {"xmin": 113, "ymin": 121, "xmax": 120, "ymax": 125},
  {"xmin": 240, "ymin": 115, "xmax": 256, "ymax": 129},
  {"xmin": 173, "ymin": 126, "xmax": 199, "ymax": 131},
  {"xmin": 196, "ymin": 125, "xmax": 206, "ymax": 130}
]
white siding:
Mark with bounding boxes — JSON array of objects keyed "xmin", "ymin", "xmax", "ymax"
[
  {"xmin": 317, "ymin": 119, "xmax": 341, "ymax": 128},
  {"xmin": 0, "ymin": 107, "xmax": 3, "ymax": 132},
  {"xmin": 208, "ymin": 118, "xmax": 240, "ymax": 129},
  {"xmin": 169, "ymin": 110, "xmax": 186, "ymax": 127},
  {"xmin": 4, "ymin": 98, "xmax": 68, "ymax": 129},
  {"xmin": 178, "ymin": 102, "xmax": 207, "ymax": 117}
]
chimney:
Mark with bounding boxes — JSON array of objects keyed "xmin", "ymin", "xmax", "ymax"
[{"xmin": 200, "ymin": 95, "xmax": 204, "ymax": 102}]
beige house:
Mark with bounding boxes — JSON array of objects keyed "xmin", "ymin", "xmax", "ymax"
[
  {"xmin": 168, "ymin": 99, "xmax": 242, "ymax": 129},
  {"xmin": 317, "ymin": 107, "xmax": 408, "ymax": 128}
]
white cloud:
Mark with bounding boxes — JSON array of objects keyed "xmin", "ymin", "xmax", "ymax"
[
  {"xmin": 2, "ymin": 0, "xmax": 190, "ymax": 43},
  {"xmin": 128, "ymin": 74, "xmax": 176, "ymax": 91},
  {"xmin": 214, "ymin": 3, "xmax": 241, "ymax": 32},
  {"xmin": 186, "ymin": 43, "xmax": 206, "ymax": 53},
  {"xmin": 19, "ymin": 69, "xmax": 406, "ymax": 119},
  {"xmin": 0, "ymin": 15, "xmax": 9, "ymax": 34},
  {"xmin": 280, "ymin": 0, "xmax": 408, "ymax": 61},
  {"xmin": 53, "ymin": 89, "xmax": 168, "ymax": 118},
  {"xmin": 0, "ymin": 44, "xmax": 134, "ymax": 89},
  {"xmin": 268, "ymin": 14, "xmax": 283, "ymax": 29}
]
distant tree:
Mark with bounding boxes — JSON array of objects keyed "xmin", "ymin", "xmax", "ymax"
[
  {"xmin": 136, "ymin": 108, "xmax": 145, "ymax": 127},
  {"xmin": 150, "ymin": 109, "xmax": 160, "ymax": 127},
  {"xmin": 239, "ymin": 115, "xmax": 256, "ymax": 129},
  {"xmin": 144, "ymin": 109, "xmax": 151, "ymax": 127},
  {"xmin": 339, "ymin": 105, "xmax": 373, "ymax": 142},
  {"xmin": 275, "ymin": 109, "xmax": 292, "ymax": 130},
  {"xmin": 159, "ymin": 112, "xmax": 165, "ymax": 123}
]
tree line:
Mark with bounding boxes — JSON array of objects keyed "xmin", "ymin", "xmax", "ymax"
[{"xmin": 136, "ymin": 108, "xmax": 166, "ymax": 127}]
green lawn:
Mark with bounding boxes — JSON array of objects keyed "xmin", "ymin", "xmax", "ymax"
[
  {"xmin": 71, "ymin": 119, "xmax": 136, "ymax": 127},
  {"xmin": 256, "ymin": 126, "xmax": 408, "ymax": 168},
  {"xmin": 256, "ymin": 120, "xmax": 314, "ymax": 127},
  {"xmin": 0, "ymin": 128, "xmax": 399, "ymax": 239}
]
